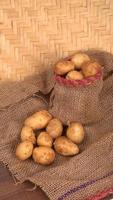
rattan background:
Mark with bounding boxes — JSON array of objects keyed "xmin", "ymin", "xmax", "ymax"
[{"xmin": 0, "ymin": 0, "xmax": 113, "ymax": 80}]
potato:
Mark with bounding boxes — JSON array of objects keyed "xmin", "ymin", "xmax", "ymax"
[
  {"xmin": 37, "ymin": 131, "xmax": 53, "ymax": 147},
  {"xmin": 16, "ymin": 141, "xmax": 33, "ymax": 160},
  {"xmin": 66, "ymin": 122, "xmax": 85, "ymax": 144},
  {"xmin": 33, "ymin": 146, "xmax": 55, "ymax": 165},
  {"xmin": 71, "ymin": 53, "xmax": 90, "ymax": 69},
  {"xmin": 66, "ymin": 70, "xmax": 84, "ymax": 80},
  {"xmin": 81, "ymin": 61, "xmax": 101, "ymax": 77},
  {"xmin": 54, "ymin": 60, "xmax": 75, "ymax": 75},
  {"xmin": 54, "ymin": 136, "xmax": 79, "ymax": 156},
  {"xmin": 46, "ymin": 118, "xmax": 63, "ymax": 139},
  {"xmin": 24, "ymin": 110, "xmax": 52, "ymax": 130},
  {"xmin": 21, "ymin": 126, "xmax": 36, "ymax": 144}
]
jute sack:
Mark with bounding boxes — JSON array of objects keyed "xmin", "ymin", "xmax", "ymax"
[
  {"xmin": 0, "ymin": 50, "xmax": 113, "ymax": 200},
  {"xmin": 49, "ymin": 50, "xmax": 112, "ymax": 125}
]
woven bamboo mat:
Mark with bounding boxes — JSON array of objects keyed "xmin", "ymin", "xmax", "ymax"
[{"xmin": 0, "ymin": 0, "xmax": 113, "ymax": 81}]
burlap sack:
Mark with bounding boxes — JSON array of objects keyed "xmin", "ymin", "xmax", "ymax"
[
  {"xmin": 0, "ymin": 50, "xmax": 113, "ymax": 200},
  {"xmin": 49, "ymin": 50, "xmax": 112, "ymax": 125}
]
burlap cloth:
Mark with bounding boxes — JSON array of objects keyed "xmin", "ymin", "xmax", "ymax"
[{"xmin": 0, "ymin": 50, "xmax": 113, "ymax": 200}]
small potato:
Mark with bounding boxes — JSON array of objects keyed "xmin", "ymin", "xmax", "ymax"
[
  {"xmin": 46, "ymin": 118, "xmax": 63, "ymax": 139},
  {"xmin": 71, "ymin": 53, "xmax": 90, "ymax": 69},
  {"xmin": 21, "ymin": 126, "xmax": 36, "ymax": 144},
  {"xmin": 16, "ymin": 141, "xmax": 33, "ymax": 160},
  {"xmin": 66, "ymin": 70, "xmax": 84, "ymax": 80},
  {"xmin": 54, "ymin": 61, "xmax": 75, "ymax": 75},
  {"xmin": 81, "ymin": 61, "xmax": 101, "ymax": 77},
  {"xmin": 33, "ymin": 146, "xmax": 55, "ymax": 165},
  {"xmin": 66, "ymin": 122, "xmax": 85, "ymax": 144},
  {"xmin": 54, "ymin": 136, "xmax": 79, "ymax": 156},
  {"xmin": 24, "ymin": 110, "xmax": 52, "ymax": 130},
  {"xmin": 37, "ymin": 131, "xmax": 53, "ymax": 147}
]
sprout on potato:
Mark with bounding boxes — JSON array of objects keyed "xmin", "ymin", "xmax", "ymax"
[
  {"xmin": 37, "ymin": 131, "xmax": 53, "ymax": 147},
  {"xmin": 66, "ymin": 122, "xmax": 85, "ymax": 144},
  {"xmin": 24, "ymin": 110, "xmax": 52, "ymax": 130},
  {"xmin": 21, "ymin": 126, "xmax": 36, "ymax": 144},
  {"xmin": 33, "ymin": 146, "xmax": 55, "ymax": 165},
  {"xmin": 46, "ymin": 118, "xmax": 63, "ymax": 139},
  {"xmin": 16, "ymin": 141, "xmax": 33, "ymax": 160},
  {"xmin": 54, "ymin": 136, "xmax": 79, "ymax": 156}
]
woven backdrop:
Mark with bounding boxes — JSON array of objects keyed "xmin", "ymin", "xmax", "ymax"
[{"xmin": 0, "ymin": 0, "xmax": 113, "ymax": 80}]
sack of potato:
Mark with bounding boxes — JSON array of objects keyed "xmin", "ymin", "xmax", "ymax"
[
  {"xmin": 49, "ymin": 52, "xmax": 104, "ymax": 125},
  {"xmin": 1, "ymin": 50, "xmax": 113, "ymax": 200},
  {"xmin": 16, "ymin": 110, "xmax": 85, "ymax": 165}
]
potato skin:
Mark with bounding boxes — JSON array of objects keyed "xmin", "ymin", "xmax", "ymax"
[
  {"xmin": 16, "ymin": 141, "xmax": 33, "ymax": 160},
  {"xmin": 54, "ymin": 136, "xmax": 79, "ymax": 156},
  {"xmin": 54, "ymin": 61, "xmax": 75, "ymax": 75},
  {"xmin": 21, "ymin": 126, "xmax": 36, "ymax": 144},
  {"xmin": 66, "ymin": 122, "xmax": 85, "ymax": 144},
  {"xmin": 66, "ymin": 70, "xmax": 84, "ymax": 80},
  {"xmin": 33, "ymin": 147, "xmax": 55, "ymax": 165},
  {"xmin": 46, "ymin": 118, "xmax": 63, "ymax": 139},
  {"xmin": 81, "ymin": 61, "xmax": 101, "ymax": 77},
  {"xmin": 71, "ymin": 53, "xmax": 90, "ymax": 69},
  {"xmin": 37, "ymin": 131, "xmax": 53, "ymax": 147},
  {"xmin": 24, "ymin": 110, "xmax": 52, "ymax": 130}
]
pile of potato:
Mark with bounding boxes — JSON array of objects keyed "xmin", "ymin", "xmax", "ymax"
[
  {"xmin": 16, "ymin": 110, "xmax": 85, "ymax": 165},
  {"xmin": 54, "ymin": 53, "xmax": 101, "ymax": 79}
]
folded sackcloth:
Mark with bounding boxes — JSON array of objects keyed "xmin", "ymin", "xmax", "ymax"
[{"xmin": 0, "ymin": 50, "xmax": 113, "ymax": 200}]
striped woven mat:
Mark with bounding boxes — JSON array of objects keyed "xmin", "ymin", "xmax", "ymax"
[{"xmin": 0, "ymin": 0, "xmax": 113, "ymax": 81}]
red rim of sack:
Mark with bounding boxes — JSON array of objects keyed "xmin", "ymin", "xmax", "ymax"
[{"xmin": 55, "ymin": 70, "xmax": 103, "ymax": 87}]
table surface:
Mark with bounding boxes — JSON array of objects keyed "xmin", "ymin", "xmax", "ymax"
[
  {"xmin": 0, "ymin": 162, "xmax": 113, "ymax": 200},
  {"xmin": 0, "ymin": 162, "xmax": 48, "ymax": 200}
]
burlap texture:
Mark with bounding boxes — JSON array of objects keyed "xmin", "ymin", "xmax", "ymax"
[
  {"xmin": 49, "ymin": 72, "xmax": 103, "ymax": 125},
  {"xmin": 0, "ymin": 50, "xmax": 113, "ymax": 200}
]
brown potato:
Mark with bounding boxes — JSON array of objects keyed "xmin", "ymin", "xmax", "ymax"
[
  {"xmin": 66, "ymin": 70, "xmax": 84, "ymax": 80},
  {"xmin": 24, "ymin": 110, "xmax": 52, "ymax": 130},
  {"xmin": 16, "ymin": 141, "xmax": 33, "ymax": 160},
  {"xmin": 46, "ymin": 118, "xmax": 63, "ymax": 139},
  {"xmin": 81, "ymin": 61, "xmax": 101, "ymax": 77},
  {"xmin": 21, "ymin": 126, "xmax": 36, "ymax": 144},
  {"xmin": 33, "ymin": 146, "xmax": 55, "ymax": 165},
  {"xmin": 54, "ymin": 136, "xmax": 79, "ymax": 156},
  {"xmin": 37, "ymin": 131, "xmax": 53, "ymax": 147},
  {"xmin": 66, "ymin": 122, "xmax": 85, "ymax": 144},
  {"xmin": 71, "ymin": 53, "xmax": 90, "ymax": 69},
  {"xmin": 54, "ymin": 60, "xmax": 75, "ymax": 75}
]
